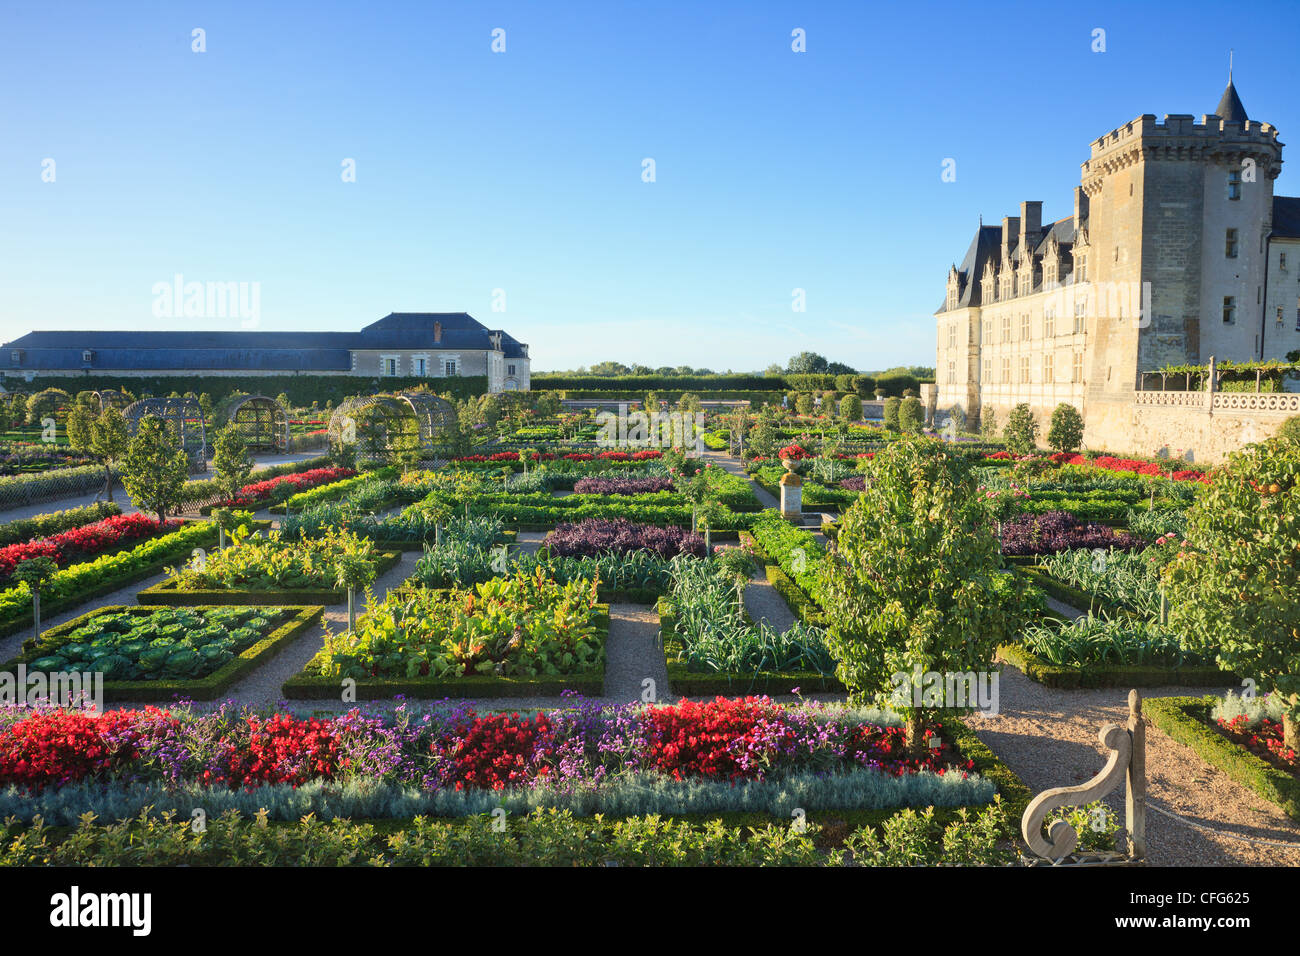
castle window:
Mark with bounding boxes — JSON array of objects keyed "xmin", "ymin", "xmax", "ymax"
[
  {"xmin": 983, "ymin": 358, "xmax": 992, "ymax": 382},
  {"xmin": 1044, "ymin": 307, "xmax": 1055, "ymax": 338},
  {"xmin": 1020, "ymin": 314, "xmax": 1031, "ymax": 341},
  {"xmin": 1222, "ymin": 296, "xmax": 1236, "ymax": 324},
  {"xmin": 1281, "ymin": 252, "xmax": 1288, "ymax": 271},
  {"xmin": 1225, "ymin": 229, "xmax": 1239, "ymax": 259},
  {"xmin": 1020, "ymin": 355, "xmax": 1030, "ymax": 383},
  {"xmin": 1073, "ymin": 300, "xmax": 1087, "ymax": 334},
  {"xmin": 947, "ymin": 361, "xmax": 956, "ymax": 384},
  {"xmin": 983, "ymin": 319, "xmax": 992, "ymax": 342},
  {"xmin": 1227, "ymin": 169, "xmax": 1242, "ymax": 201},
  {"xmin": 1042, "ymin": 353, "xmax": 1054, "ymax": 384},
  {"xmin": 445, "ymin": 359, "xmax": 458, "ymax": 376},
  {"xmin": 1072, "ymin": 352, "xmax": 1084, "ymax": 383},
  {"xmin": 1077, "ymin": 257, "xmax": 1087, "ymax": 282},
  {"xmin": 1001, "ymin": 357, "xmax": 1011, "ymax": 384},
  {"xmin": 9, "ymin": 350, "xmax": 20, "ymax": 365},
  {"xmin": 414, "ymin": 357, "xmax": 427, "ymax": 375},
  {"xmin": 1001, "ymin": 316, "xmax": 1011, "ymax": 343},
  {"xmin": 1277, "ymin": 307, "xmax": 1284, "ymax": 325},
  {"xmin": 383, "ymin": 356, "xmax": 398, "ymax": 376},
  {"xmin": 947, "ymin": 325, "xmax": 957, "ymax": 350},
  {"xmin": 508, "ymin": 364, "xmax": 516, "ymax": 376}
]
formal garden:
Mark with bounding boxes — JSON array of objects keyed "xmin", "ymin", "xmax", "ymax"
[{"xmin": 0, "ymin": 381, "xmax": 1295, "ymax": 869}]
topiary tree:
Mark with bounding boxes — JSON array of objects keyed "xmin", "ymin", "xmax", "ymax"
[
  {"xmin": 1002, "ymin": 403, "xmax": 1038, "ymax": 454},
  {"xmin": 1046, "ymin": 403, "xmax": 1084, "ymax": 453},
  {"xmin": 1164, "ymin": 438, "xmax": 1300, "ymax": 750},
  {"xmin": 898, "ymin": 397, "xmax": 924, "ymax": 434},
  {"xmin": 25, "ymin": 388, "xmax": 70, "ymax": 427},
  {"xmin": 979, "ymin": 406, "xmax": 998, "ymax": 441},
  {"xmin": 89, "ymin": 407, "xmax": 130, "ymax": 503},
  {"xmin": 839, "ymin": 394, "xmax": 863, "ymax": 423},
  {"xmin": 882, "ymin": 397, "xmax": 901, "ymax": 431},
  {"xmin": 335, "ymin": 553, "xmax": 378, "ymax": 633},
  {"xmin": 121, "ymin": 417, "xmax": 189, "ymax": 520},
  {"xmin": 795, "ymin": 393, "xmax": 815, "ymax": 416},
  {"xmin": 748, "ymin": 408, "xmax": 779, "ymax": 459},
  {"xmin": 212, "ymin": 422, "xmax": 255, "ymax": 501},
  {"xmin": 65, "ymin": 405, "xmax": 95, "ymax": 455},
  {"xmin": 13, "ymin": 556, "xmax": 58, "ymax": 642},
  {"xmin": 820, "ymin": 437, "xmax": 1030, "ymax": 752}
]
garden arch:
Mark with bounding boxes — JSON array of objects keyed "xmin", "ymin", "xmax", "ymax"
[
  {"xmin": 122, "ymin": 396, "xmax": 209, "ymax": 473},
  {"xmin": 218, "ymin": 394, "xmax": 290, "ymax": 452},
  {"xmin": 327, "ymin": 392, "xmax": 457, "ymax": 464}
]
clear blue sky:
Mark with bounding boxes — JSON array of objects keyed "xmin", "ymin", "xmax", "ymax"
[{"xmin": 2, "ymin": 0, "xmax": 1297, "ymax": 373}]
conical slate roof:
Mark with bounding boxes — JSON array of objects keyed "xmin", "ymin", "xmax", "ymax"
[{"xmin": 1215, "ymin": 78, "xmax": 1248, "ymax": 124}]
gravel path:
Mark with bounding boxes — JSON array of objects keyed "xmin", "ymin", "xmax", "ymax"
[
  {"xmin": 970, "ymin": 662, "xmax": 1300, "ymax": 866},
  {"xmin": 742, "ymin": 569, "xmax": 796, "ymax": 632}
]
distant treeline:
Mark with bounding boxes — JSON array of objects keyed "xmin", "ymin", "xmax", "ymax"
[{"xmin": 532, "ymin": 371, "xmax": 929, "ymax": 396}]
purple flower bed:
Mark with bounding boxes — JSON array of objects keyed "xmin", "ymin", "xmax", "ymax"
[
  {"xmin": 543, "ymin": 518, "xmax": 707, "ymax": 559},
  {"xmin": 572, "ymin": 476, "xmax": 675, "ymax": 495},
  {"xmin": 999, "ymin": 510, "xmax": 1145, "ymax": 557},
  {"xmin": 838, "ymin": 476, "xmax": 866, "ymax": 492}
]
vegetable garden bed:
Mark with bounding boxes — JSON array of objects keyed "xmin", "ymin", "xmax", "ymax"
[
  {"xmin": 135, "ymin": 550, "xmax": 402, "ymax": 605},
  {"xmin": 656, "ymin": 596, "xmax": 843, "ymax": 695},
  {"xmin": 1, "ymin": 604, "xmax": 322, "ymax": 702},
  {"xmin": 283, "ymin": 603, "xmax": 610, "ymax": 699}
]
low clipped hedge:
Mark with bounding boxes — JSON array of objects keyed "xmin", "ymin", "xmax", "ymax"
[
  {"xmin": 656, "ymin": 597, "xmax": 843, "ymax": 695},
  {"xmin": 740, "ymin": 530, "xmax": 825, "ymax": 625},
  {"xmin": 282, "ymin": 604, "xmax": 611, "ymax": 700},
  {"xmin": 0, "ymin": 521, "xmax": 221, "ymax": 639},
  {"xmin": 0, "ymin": 464, "xmax": 111, "ymax": 512},
  {"xmin": 134, "ymin": 550, "xmax": 403, "ymax": 606},
  {"xmin": 2, "ymin": 604, "xmax": 322, "ymax": 702},
  {"xmin": 995, "ymin": 642, "xmax": 1235, "ymax": 689},
  {"xmin": 1146, "ymin": 696, "xmax": 1300, "ymax": 821}
]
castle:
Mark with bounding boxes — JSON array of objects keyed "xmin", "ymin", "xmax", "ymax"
[{"xmin": 935, "ymin": 77, "xmax": 1300, "ymax": 460}]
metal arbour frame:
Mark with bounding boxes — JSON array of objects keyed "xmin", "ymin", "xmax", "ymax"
[
  {"xmin": 326, "ymin": 391, "xmax": 457, "ymax": 463},
  {"xmin": 220, "ymin": 394, "xmax": 290, "ymax": 452},
  {"xmin": 90, "ymin": 390, "xmax": 131, "ymax": 414},
  {"xmin": 122, "ymin": 396, "xmax": 209, "ymax": 473}
]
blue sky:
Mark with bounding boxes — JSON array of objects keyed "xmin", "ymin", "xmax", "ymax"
[{"xmin": 2, "ymin": 0, "xmax": 1297, "ymax": 372}]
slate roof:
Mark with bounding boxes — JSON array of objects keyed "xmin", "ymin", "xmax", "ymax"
[
  {"xmin": 937, "ymin": 217, "xmax": 1082, "ymax": 314},
  {"xmin": 1272, "ymin": 196, "xmax": 1300, "ymax": 239},
  {"xmin": 1215, "ymin": 79, "xmax": 1249, "ymax": 125},
  {"xmin": 0, "ymin": 313, "xmax": 529, "ymax": 370}
]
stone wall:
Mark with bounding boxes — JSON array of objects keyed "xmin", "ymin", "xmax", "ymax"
[{"xmin": 1082, "ymin": 391, "xmax": 1299, "ymax": 462}]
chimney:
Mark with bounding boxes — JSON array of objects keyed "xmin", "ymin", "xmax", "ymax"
[
  {"xmin": 433, "ymin": 321, "xmax": 442, "ymax": 344},
  {"xmin": 1073, "ymin": 186, "xmax": 1089, "ymax": 231},
  {"xmin": 1019, "ymin": 201, "xmax": 1043, "ymax": 248},
  {"xmin": 1001, "ymin": 216, "xmax": 1020, "ymax": 259}
]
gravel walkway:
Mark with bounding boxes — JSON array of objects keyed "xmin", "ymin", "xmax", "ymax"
[{"xmin": 742, "ymin": 569, "xmax": 796, "ymax": 632}]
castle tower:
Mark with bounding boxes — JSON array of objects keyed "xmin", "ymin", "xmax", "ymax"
[{"xmin": 1078, "ymin": 77, "xmax": 1283, "ymax": 408}]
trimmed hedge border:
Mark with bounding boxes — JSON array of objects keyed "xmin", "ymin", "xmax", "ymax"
[
  {"xmin": 135, "ymin": 550, "xmax": 403, "ymax": 606},
  {"xmin": 2, "ymin": 604, "xmax": 323, "ymax": 702},
  {"xmin": 656, "ymin": 597, "xmax": 843, "ymax": 695},
  {"xmin": 0, "ymin": 522, "xmax": 223, "ymax": 640},
  {"xmin": 1146, "ymin": 695, "xmax": 1300, "ymax": 821},
  {"xmin": 281, "ymin": 604, "xmax": 611, "ymax": 700},
  {"xmin": 739, "ymin": 531, "xmax": 825, "ymax": 627},
  {"xmin": 995, "ymin": 642, "xmax": 1234, "ymax": 689}
]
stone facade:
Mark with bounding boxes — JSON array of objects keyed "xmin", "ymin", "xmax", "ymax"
[{"xmin": 935, "ymin": 79, "xmax": 1300, "ymax": 461}]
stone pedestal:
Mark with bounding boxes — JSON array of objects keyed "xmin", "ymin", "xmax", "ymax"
[{"xmin": 779, "ymin": 458, "xmax": 803, "ymax": 520}]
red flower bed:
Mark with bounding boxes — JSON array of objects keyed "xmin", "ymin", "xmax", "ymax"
[
  {"xmin": 0, "ymin": 710, "xmax": 149, "ymax": 788},
  {"xmin": 1054, "ymin": 453, "xmax": 1210, "ymax": 483},
  {"xmin": 218, "ymin": 467, "xmax": 356, "ymax": 507},
  {"xmin": 632, "ymin": 450, "xmax": 663, "ymax": 460},
  {"xmin": 1216, "ymin": 715, "xmax": 1298, "ymax": 769},
  {"xmin": 439, "ymin": 711, "xmax": 554, "ymax": 791},
  {"xmin": 223, "ymin": 714, "xmax": 341, "ymax": 787},
  {"xmin": 778, "ymin": 444, "xmax": 813, "ymax": 460},
  {"xmin": 985, "ymin": 451, "xmax": 1012, "ymax": 460},
  {"xmin": 642, "ymin": 696, "xmax": 795, "ymax": 781},
  {"xmin": 0, "ymin": 513, "xmax": 180, "ymax": 582},
  {"xmin": 597, "ymin": 450, "xmax": 631, "ymax": 461}
]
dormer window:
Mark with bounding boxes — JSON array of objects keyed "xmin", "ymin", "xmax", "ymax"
[
  {"xmin": 10, "ymin": 350, "xmax": 22, "ymax": 365},
  {"xmin": 82, "ymin": 350, "xmax": 94, "ymax": 364}
]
